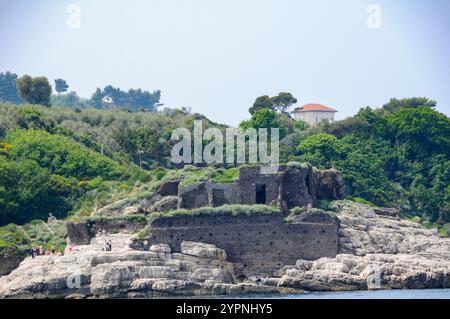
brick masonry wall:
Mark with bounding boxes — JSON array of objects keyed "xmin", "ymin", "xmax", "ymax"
[{"xmin": 147, "ymin": 212, "xmax": 339, "ymax": 277}]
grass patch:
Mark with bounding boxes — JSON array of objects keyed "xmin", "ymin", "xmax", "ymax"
[
  {"xmin": 406, "ymin": 216, "xmax": 422, "ymax": 223},
  {"xmin": 84, "ymin": 214, "xmax": 149, "ymax": 224},
  {"xmin": 149, "ymin": 204, "xmax": 280, "ymax": 221},
  {"xmin": 135, "ymin": 225, "xmax": 150, "ymax": 240},
  {"xmin": 351, "ymin": 197, "xmax": 378, "ymax": 207},
  {"xmin": 211, "ymin": 167, "xmax": 239, "ymax": 184}
]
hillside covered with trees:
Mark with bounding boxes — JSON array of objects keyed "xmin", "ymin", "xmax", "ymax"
[
  {"xmin": 0, "ymin": 70, "xmax": 449, "ymax": 253},
  {"xmin": 241, "ymin": 97, "xmax": 450, "ymax": 231}
]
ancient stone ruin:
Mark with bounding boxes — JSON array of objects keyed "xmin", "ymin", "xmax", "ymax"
[
  {"xmin": 176, "ymin": 163, "xmax": 345, "ymax": 211},
  {"xmin": 140, "ymin": 209, "xmax": 340, "ymax": 277},
  {"xmin": 66, "ymin": 163, "xmax": 345, "ymax": 277}
]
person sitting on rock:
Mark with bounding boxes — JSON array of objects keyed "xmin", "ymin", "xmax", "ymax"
[
  {"xmin": 39, "ymin": 245, "xmax": 44, "ymax": 256},
  {"xmin": 65, "ymin": 245, "xmax": 73, "ymax": 255}
]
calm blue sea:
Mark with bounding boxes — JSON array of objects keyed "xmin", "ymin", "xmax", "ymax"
[{"xmin": 199, "ymin": 289, "xmax": 450, "ymax": 299}]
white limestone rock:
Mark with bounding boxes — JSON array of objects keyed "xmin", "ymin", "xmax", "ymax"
[{"xmin": 181, "ymin": 241, "xmax": 227, "ymax": 261}]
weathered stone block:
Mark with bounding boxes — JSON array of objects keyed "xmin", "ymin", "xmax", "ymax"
[
  {"xmin": 178, "ymin": 182, "xmax": 209, "ymax": 209},
  {"xmin": 152, "ymin": 196, "xmax": 179, "ymax": 213},
  {"xmin": 181, "ymin": 241, "xmax": 227, "ymax": 261},
  {"xmin": 158, "ymin": 180, "xmax": 180, "ymax": 197},
  {"xmin": 66, "ymin": 222, "xmax": 93, "ymax": 245}
]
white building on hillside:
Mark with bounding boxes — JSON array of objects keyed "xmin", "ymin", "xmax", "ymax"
[{"xmin": 291, "ymin": 103, "xmax": 337, "ymax": 125}]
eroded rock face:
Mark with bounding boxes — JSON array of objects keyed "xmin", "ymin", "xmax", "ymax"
[
  {"xmin": 281, "ymin": 165, "xmax": 315, "ymax": 208},
  {"xmin": 151, "ymin": 196, "xmax": 179, "ymax": 213},
  {"xmin": 275, "ymin": 253, "xmax": 450, "ymax": 292},
  {"xmin": 0, "ymin": 236, "xmax": 276, "ymax": 299},
  {"xmin": 331, "ymin": 201, "xmax": 449, "ymax": 258},
  {"xmin": 66, "ymin": 222, "xmax": 92, "ymax": 245},
  {"xmin": 269, "ymin": 201, "xmax": 450, "ymax": 292},
  {"xmin": 0, "ymin": 252, "xmax": 22, "ymax": 277},
  {"xmin": 314, "ymin": 169, "xmax": 345, "ymax": 201},
  {"xmin": 181, "ymin": 241, "xmax": 227, "ymax": 261},
  {"xmin": 3, "ymin": 200, "xmax": 450, "ymax": 298},
  {"xmin": 158, "ymin": 180, "xmax": 180, "ymax": 197}
]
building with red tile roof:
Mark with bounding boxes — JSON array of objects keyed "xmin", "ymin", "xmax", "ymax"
[{"xmin": 292, "ymin": 103, "xmax": 338, "ymax": 125}]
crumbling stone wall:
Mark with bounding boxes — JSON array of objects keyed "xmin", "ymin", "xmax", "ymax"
[
  {"xmin": 146, "ymin": 211, "xmax": 339, "ymax": 277},
  {"xmin": 237, "ymin": 164, "xmax": 344, "ymax": 210},
  {"xmin": 280, "ymin": 165, "xmax": 315, "ymax": 208},
  {"xmin": 178, "ymin": 183, "xmax": 209, "ymax": 209},
  {"xmin": 173, "ymin": 164, "xmax": 344, "ymax": 211},
  {"xmin": 314, "ymin": 168, "xmax": 345, "ymax": 200},
  {"xmin": 238, "ymin": 166, "xmax": 280, "ymax": 206},
  {"xmin": 178, "ymin": 182, "xmax": 239, "ymax": 209},
  {"xmin": 205, "ymin": 182, "xmax": 239, "ymax": 207},
  {"xmin": 67, "ymin": 219, "xmax": 147, "ymax": 245}
]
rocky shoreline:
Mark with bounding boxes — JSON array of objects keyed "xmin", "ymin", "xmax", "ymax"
[{"xmin": 1, "ymin": 201, "xmax": 450, "ymax": 298}]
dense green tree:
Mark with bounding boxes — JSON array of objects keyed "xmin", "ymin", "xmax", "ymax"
[
  {"xmin": 16, "ymin": 106, "xmax": 55, "ymax": 132},
  {"xmin": 0, "ymin": 157, "xmax": 73, "ymax": 225},
  {"xmin": 386, "ymin": 107, "xmax": 450, "ymax": 158},
  {"xmin": 16, "ymin": 75, "xmax": 52, "ymax": 106},
  {"xmin": 54, "ymin": 79, "xmax": 69, "ymax": 94},
  {"xmin": 51, "ymin": 91, "xmax": 88, "ymax": 108},
  {"xmin": 381, "ymin": 97, "xmax": 436, "ymax": 114},
  {"xmin": 271, "ymin": 92, "xmax": 297, "ymax": 114},
  {"xmin": 249, "ymin": 95, "xmax": 274, "ymax": 114},
  {"xmin": 249, "ymin": 92, "xmax": 298, "ymax": 115},
  {"xmin": 240, "ymin": 108, "xmax": 287, "ymax": 139},
  {"xmin": 297, "ymin": 133, "xmax": 348, "ymax": 166},
  {"xmin": 6, "ymin": 129, "xmax": 128, "ymax": 180},
  {"xmin": 89, "ymin": 86, "xmax": 161, "ymax": 112},
  {"xmin": 0, "ymin": 72, "xmax": 23, "ymax": 104},
  {"xmin": 294, "ymin": 120, "xmax": 309, "ymax": 131},
  {"xmin": 90, "ymin": 88, "xmax": 104, "ymax": 108},
  {"xmin": 115, "ymin": 127, "xmax": 162, "ymax": 169}
]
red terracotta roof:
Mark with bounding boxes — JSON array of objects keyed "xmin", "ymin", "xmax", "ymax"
[{"xmin": 293, "ymin": 103, "xmax": 337, "ymax": 113}]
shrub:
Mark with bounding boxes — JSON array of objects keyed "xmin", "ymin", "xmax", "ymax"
[
  {"xmin": 351, "ymin": 197, "xmax": 378, "ymax": 207},
  {"xmin": 7, "ymin": 129, "xmax": 128, "ymax": 180},
  {"xmin": 149, "ymin": 204, "xmax": 280, "ymax": 221}
]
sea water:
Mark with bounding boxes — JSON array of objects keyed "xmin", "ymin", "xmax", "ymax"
[{"xmin": 196, "ymin": 289, "xmax": 450, "ymax": 299}]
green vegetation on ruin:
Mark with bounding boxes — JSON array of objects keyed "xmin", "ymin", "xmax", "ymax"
[
  {"xmin": 1, "ymin": 85, "xmax": 450, "ymax": 255},
  {"xmin": 148, "ymin": 204, "xmax": 280, "ymax": 221}
]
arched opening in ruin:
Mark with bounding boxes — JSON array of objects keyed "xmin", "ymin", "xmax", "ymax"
[{"xmin": 255, "ymin": 184, "xmax": 266, "ymax": 204}]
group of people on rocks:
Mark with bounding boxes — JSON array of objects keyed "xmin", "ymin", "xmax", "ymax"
[
  {"xmin": 30, "ymin": 228, "xmax": 114, "ymax": 258},
  {"xmin": 29, "ymin": 245, "xmax": 75, "ymax": 258}
]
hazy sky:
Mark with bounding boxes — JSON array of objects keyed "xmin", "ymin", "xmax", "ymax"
[{"xmin": 1, "ymin": 0, "xmax": 449, "ymax": 126}]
